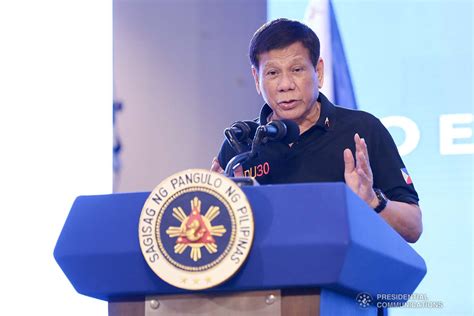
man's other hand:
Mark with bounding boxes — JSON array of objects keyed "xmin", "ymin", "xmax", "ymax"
[
  {"xmin": 210, "ymin": 157, "xmax": 244, "ymax": 177},
  {"xmin": 343, "ymin": 133, "xmax": 377, "ymax": 207}
]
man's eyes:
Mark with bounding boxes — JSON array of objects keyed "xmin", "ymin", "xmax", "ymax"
[{"xmin": 265, "ymin": 66, "xmax": 304, "ymax": 76}]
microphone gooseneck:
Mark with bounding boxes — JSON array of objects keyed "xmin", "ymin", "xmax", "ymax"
[
  {"xmin": 224, "ymin": 120, "xmax": 259, "ymax": 154},
  {"xmin": 223, "ymin": 119, "xmax": 300, "ymax": 177},
  {"xmin": 264, "ymin": 119, "xmax": 300, "ymax": 144}
]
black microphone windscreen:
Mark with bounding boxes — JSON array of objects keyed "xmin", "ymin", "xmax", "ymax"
[
  {"xmin": 228, "ymin": 120, "xmax": 259, "ymax": 141},
  {"xmin": 280, "ymin": 119, "xmax": 300, "ymax": 144},
  {"xmin": 223, "ymin": 120, "xmax": 260, "ymax": 156}
]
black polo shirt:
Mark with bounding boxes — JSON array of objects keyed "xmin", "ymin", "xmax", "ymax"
[{"xmin": 217, "ymin": 93, "xmax": 419, "ymax": 204}]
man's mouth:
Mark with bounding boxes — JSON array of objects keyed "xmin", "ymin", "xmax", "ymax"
[{"xmin": 278, "ymin": 99, "xmax": 299, "ymax": 109}]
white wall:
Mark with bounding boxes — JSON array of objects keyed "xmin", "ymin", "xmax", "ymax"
[
  {"xmin": 0, "ymin": 1, "xmax": 112, "ymax": 315},
  {"xmin": 0, "ymin": 1, "xmax": 266, "ymax": 314},
  {"xmin": 114, "ymin": 0, "xmax": 266, "ymax": 192}
]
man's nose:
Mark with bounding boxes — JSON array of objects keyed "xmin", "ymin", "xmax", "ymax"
[{"xmin": 277, "ymin": 72, "xmax": 295, "ymax": 92}]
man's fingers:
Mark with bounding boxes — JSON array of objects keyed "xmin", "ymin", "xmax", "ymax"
[
  {"xmin": 354, "ymin": 133, "xmax": 361, "ymax": 143},
  {"xmin": 354, "ymin": 133, "xmax": 363, "ymax": 168},
  {"xmin": 343, "ymin": 148, "xmax": 355, "ymax": 173},
  {"xmin": 354, "ymin": 133, "xmax": 361, "ymax": 151},
  {"xmin": 234, "ymin": 165, "xmax": 244, "ymax": 177},
  {"xmin": 211, "ymin": 157, "xmax": 244, "ymax": 176},
  {"xmin": 356, "ymin": 167, "xmax": 371, "ymax": 187},
  {"xmin": 360, "ymin": 137, "xmax": 370, "ymax": 164},
  {"xmin": 210, "ymin": 157, "xmax": 224, "ymax": 173},
  {"xmin": 354, "ymin": 133, "xmax": 372, "ymax": 178},
  {"xmin": 356, "ymin": 149, "xmax": 372, "ymax": 178}
]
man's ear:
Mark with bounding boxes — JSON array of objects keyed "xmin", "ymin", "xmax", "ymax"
[
  {"xmin": 251, "ymin": 66, "xmax": 262, "ymax": 95},
  {"xmin": 316, "ymin": 58, "xmax": 324, "ymax": 89}
]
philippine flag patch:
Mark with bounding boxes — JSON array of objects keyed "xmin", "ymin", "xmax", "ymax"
[{"xmin": 401, "ymin": 168, "xmax": 413, "ymax": 184}]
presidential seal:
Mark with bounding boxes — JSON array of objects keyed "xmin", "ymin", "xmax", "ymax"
[{"xmin": 139, "ymin": 169, "xmax": 254, "ymax": 290}]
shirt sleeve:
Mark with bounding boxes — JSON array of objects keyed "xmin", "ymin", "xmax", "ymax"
[{"xmin": 369, "ymin": 118, "xmax": 420, "ymax": 205}]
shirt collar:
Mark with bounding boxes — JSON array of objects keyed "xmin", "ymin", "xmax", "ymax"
[{"xmin": 258, "ymin": 92, "xmax": 336, "ymax": 131}]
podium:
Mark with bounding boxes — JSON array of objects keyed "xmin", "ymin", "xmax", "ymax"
[{"xmin": 54, "ymin": 182, "xmax": 426, "ymax": 315}]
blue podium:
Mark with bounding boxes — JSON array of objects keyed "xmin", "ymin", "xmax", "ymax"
[{"xmin": 54, "ymin": 183, "xmax": 426, "ymax": 315}]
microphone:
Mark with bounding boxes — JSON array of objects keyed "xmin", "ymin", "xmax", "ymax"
[
  {"xmin": 223, "ymin": 119, "xmax": 299, "ymax": 178},
  {"xmin": 259, "ymin": 119, "xmax": 300, "ymax": 144},
  {"xmin": 224, "ymin": 120, "xmax": 259, "ymax": 154}
]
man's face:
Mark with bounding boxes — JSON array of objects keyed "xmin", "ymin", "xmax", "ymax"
[{"xmin": 252, "ymin": 41, "xmax": 324, "ymax": 125}]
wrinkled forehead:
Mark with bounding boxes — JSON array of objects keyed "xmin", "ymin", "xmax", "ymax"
[{"xmin": 257, "ymin": 42, "xmax": 312, "ymax": 69}]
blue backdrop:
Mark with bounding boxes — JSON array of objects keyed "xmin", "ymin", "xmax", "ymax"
[{"xmin": 269, "ymin": 0, "xmax": 473, "ymax": 315}]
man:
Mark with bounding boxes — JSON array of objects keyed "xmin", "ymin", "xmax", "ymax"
[{"xmin": 211, "ymin": 18, "xmax": 422, "ymax": 243}]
